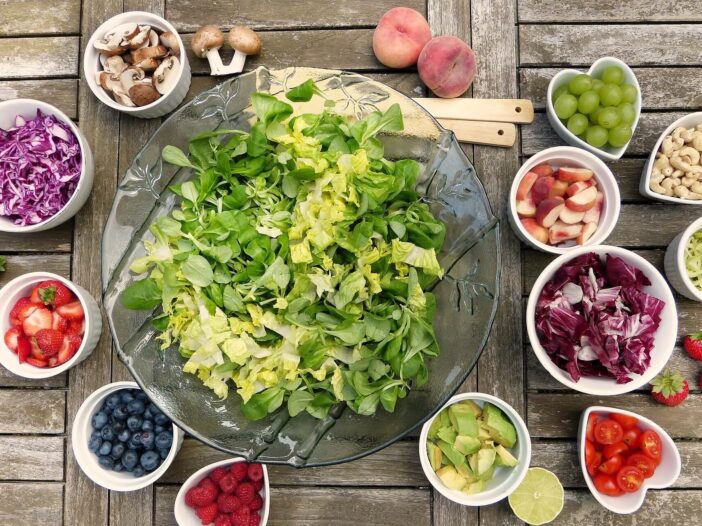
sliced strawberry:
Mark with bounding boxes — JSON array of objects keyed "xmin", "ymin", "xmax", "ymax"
[
  {"xmin": 48, "ymin": 357, "xmax": 58, "ymax": 367},
  {"xmin": 9, "ymin": 297, "xmax": 33, "ymax": 326},
  {"xmin": 66, "ymin": 333, "xmax": 82, "ymax": 353},
  {"xmin": 29, "ymin": 287, "xmax": 42, "ymax": 304},
  {"xmin": 26, "ymin": 357, "xmax": 48, "ymax": 368},
  {"xmin": 16, "ymin": 302, "xmax": 42, "ymax": 324},
  {"xmin": 22, "ymin": 307, "xmax": 52, "ymax": 337},
  {"xmin": 35, "ymin": 329, "xmax": 65, "ymax": 357},
  {"xmin": 29, "ymin": 338, "xmax": 44, "ymax": 360},
  {"xmin": 16, "ymin": 337, "xmax": 31, "ymax": 363},
  {"xmin": 4, "ymin": 327, "xmax": 23, "ymax": 351},
  {"xmin": 66, "ymin": 319, "xmax": 85, "ymax": 336},
  {"xmin": 52, "ymin": 312, "xmax": 69, "ymax": 332},
  {"xmin": 57, "ymin": 335, "xmax": 80, "ymax": 365},
  {"xmin": 36, "ymin": 280, "xmax": 75, "ymax": 308},
  {"xmin": 55, "ymin": 301, "xmax": 84, "ymax": 321}
]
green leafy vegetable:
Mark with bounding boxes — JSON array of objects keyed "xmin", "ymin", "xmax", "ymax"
[
  {"xmin": 285, "ymin": 79, "xmax": 323, "ymax": 102},
  {"xmin": 0, "ymin": 256, "xmax": 5, "ymax": 272}
]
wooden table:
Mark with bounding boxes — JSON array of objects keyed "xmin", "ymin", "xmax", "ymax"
[{"xmin": 1, "ymin": 1, "xmax": 701, "ymax": 524}]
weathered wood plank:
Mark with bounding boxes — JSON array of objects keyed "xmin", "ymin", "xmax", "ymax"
[
  {"xmin": 520, "ymin": 25, "xmax": 702, "ymax": 66},
  {"xmin": 0, "ymin": 255, "xmax": 71, "ymax": 288},
  {"xmin": 0, "ymin": 483, "xmax": 63, "ymax": 526},
  {"xmin": 528, "ymin": 393, "xmax": 702, "ymax": 438},
  {"xmin": 0, "ymin": 366, "xmax": 66, "ymax": 388},
  {"xmin": 167, "ymin": 0, "xmax": 424, "ymax": 32},
  {"xmin": 0, "ymin": 0, "xmax": 80, "ymax": 35},
  {"xmin": 0, "ymin": 37, "xmax": 79, "ymax": 79},
  {"xmin": 520, "ymin": 68, "xmax": 702, "ymax": 111},
  {"xmin": 0, "ymin": 222, "xmax": 73, "ymax": 253},
  {"xmin": 154, "ymin": 486, "xmax": 431, "ymax": 526},
  {"xmin": 0, "ymin": 436, "xmax": 64, "ymax": 480},
  {"xmin": 522, "ymin": 112, "xmax": 687, "ymax": 156},
  {"xmin": 519, "ymin": 0, "xmax": 702, "ymax": 23},
  {"xmin": 606, "ymin": 203, "xmax": 695, "ymax": 248},
  {"xmin": 0, "ymin": 390, "xmax": 65, "ymax": 434},
  {"xmin": 0, "ymin": 80, "xmax": 78, "ymax": 119}
]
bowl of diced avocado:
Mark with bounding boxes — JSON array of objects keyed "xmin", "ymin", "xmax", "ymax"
[{"xmin": 418, "ymin": 393, "xmax": 532, "ymax": 506}]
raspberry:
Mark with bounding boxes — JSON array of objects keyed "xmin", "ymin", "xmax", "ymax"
[
  {"xmin": 246, "ymin": 464, "xmax": 263, "ymax": 482},
  {"xmin": 217, "ymin": 493, "xmax": 241, "ymax": 513},
  {"xmin": 219, "ymin": 473, "xmax": 237, "ymax": 494},
  {"xmin": 215, "ymin": 514, "xmax": 233, "ymax": 526},
  {"xmin": 248, "ymin": 494, "xmax": 263, "ymax": 512},
  {"xmin": 235, "ymin": 482, "xmax": 255, "ymax": 505},
  {"xmin": 210, "ymin": 467, "xmax": 228, "ymax": 483},
  {"xmin": 248, "ymin": 512, "xmax": 261, "ymax": 526},
  {"xmin": 196, "ymin": 503, "xmax": 218, "ymax": 525},
  {"xmin": 231, "ymin": 506, "xmax": 250, "ymax": 526},
  {"xmin": 186, "ymin": 487, "xmax": 216, "ymax": 508},
  {"xmin": 199, "ymin": 477, "xmax": 220, "ymax": 500},
  {"xmin": 252, "ymin": 478, "xmax": 264, "ymax": 492},
  {"xmin": 230, "ymin": 462, "xmax": 249, "ymax": 481}
]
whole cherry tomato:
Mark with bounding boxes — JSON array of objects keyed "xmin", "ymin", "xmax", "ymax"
[
  {"xmin": 598, "ymin": 453, "xmax": 624, "ymax": 475},
  {"xmin": 611, "ymin": 413, "xmax": 639, "ymax": 430}
]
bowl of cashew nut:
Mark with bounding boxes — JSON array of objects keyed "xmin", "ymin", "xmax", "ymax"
[{"xmin": 640, "ymin": 112, "xmax": 702, "ymax": 203}]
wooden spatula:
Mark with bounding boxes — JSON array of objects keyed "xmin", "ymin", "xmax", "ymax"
[
  {"xmin": 437, "ymin": 119, "xmax": 516, "ymax": 147},
  {"xmin": 413, "ymin": 98, "xmax": 534, "ymax": 124}
]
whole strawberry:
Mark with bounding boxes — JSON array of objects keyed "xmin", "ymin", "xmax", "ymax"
[
  {"xmin": 684, "ymin": 332, "xmax": 702, "ymax": 361},
  {"xmin": 650, "ymin": 369, "xmax": 689, "ymax": 406}
]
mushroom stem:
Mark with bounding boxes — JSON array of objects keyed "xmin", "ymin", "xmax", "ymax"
[
  {"xmin": 206, "ymin": 48, "xmax": 226, "ymax": 75},
  {"xmin": 229, "ymin": 50, "xmax": 247, "ymax": 74}
]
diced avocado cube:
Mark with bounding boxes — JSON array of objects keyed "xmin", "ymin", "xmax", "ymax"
[
  {"xmin": 461, "ymin": 479, "xmax": 485, "ymax": 495},
  {"xmin": 495, "ymin": 444, "xmax": 519, "ymax": 467},
  {"xmin": 449, "ymin": 405, "xmax": 480, "ymax": 437},
  {"xmin": 468, "ymin": 452, "xmax": 479, "ymax": 474},
  {"xmin": 439, "ymin": 408, "xmax": 451, "ymax": 428},
  {"xmin": 483, "ymin": 403, "xmax": 517, "ymax": 448},
  {"xmin": 428, "ymin": 415, "xmax": 443, "ymax": 440},
  {"xmin": 437, "ymin": 466, "xmax": 466, "ymax": 491},
  {"xmin": 437, "ymin": 426, "xmax": 457, "ymax": 445},
  {"xmin": 458, "ymin": 400, "xmax": 483, "ymax": 418},
  {"xmin": 456, "ymin": 464, "xmax": 478, "ymax": 484},
  {"xmin": 427, "ymin": 442, "xmax": 444, "ymax": 471},
  {"xmin": 478, "ymin": 464, "xmax": 495, "ymax": 481},
  {"xmin": 454, "ymin": 435, "xmax": 481, "ymax": 456},
  {"xmin": 476, "ymin": 448, "xmax": 496, "ymax": 476},
  {"xmin": 437, "ymin": 440, "xmax": 466, "ymax": 468},
  {"xmin": 478, "ymin": 426, "xmax": 491, "ymax": 441}
]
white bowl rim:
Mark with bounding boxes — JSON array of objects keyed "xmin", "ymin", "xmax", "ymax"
[
  {"xmin": 418, "ymin": 392, "xmax": 532, "ymax": 507},
  {"xmin": 0, "ymin": 271, "xmax": 93, "ymax": 378},
  {"xmin": 640, "ymin": 111, "xmax": 702, "ymax": 204},
  {"xmin": 83, "ymin": 10, "xmax": 186, "ymax": 113},
  {"xmin": 509, "ymin": 145, "xmax": 621, "ymax": 254},
  {"xmin": 0, "ymin": 98, "xmax": 90, "ymax": 232},
  {"xmin": 578, "ymin": 405, "xmax": 681, "ymax": 514},
  {"xmin": 526, "ymin": 245, "xmax": 678, "ymax": 395},
  {"xmin": 71, "ymin": 380, "xmax": 184, "ymax": 491},
  {"xmin": 546, "ymin": 56, "xmax": 642, "ymax": 161},
  {"xmin": 174, "ymin": 457, "xmax": 271, "ymax": 525},
  {"xmin": 674, "ymin": 216, "xmax": 702, "ymax": 300}
]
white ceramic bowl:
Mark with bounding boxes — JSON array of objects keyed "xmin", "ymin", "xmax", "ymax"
[
  {"xmin": 664, "ymin": 216, "xmax": 702, "ymax": 301},
  {"xmin": 0, "ymin": 272, "xmax": 102, "ymax": 378},
  {"xmin": 578, "ymin": 406, "xmax": 681, "ymax": 514},
  {"xmin": 418, "ymin": 392, "xmax": 531, "ymax": 507},
  {"xmin": 84, "ymin": 11, "xmax": 191, "ymax": 119},
  {"xmin": 72, "ymin": 381, "xmax": 184, "ymax": 491},
  {"xmin": 547, "ymin": 57, "xmax": 641, "ymax": 161},
  {"xmin": 0, "ymin": 98, "xmax": 94, "ymax": 232},
  {"xmin": 639, "ymin": 112, "xmax": 702, "ymax": 204},
  {"xmin": 527, "ymin": 245, "xmax": 677, "ymax": 395},
  {"xmin": 174, "ymin": 458, "xmax": 271, "ymax": 525},
  {"xmin": 508, "ymin": 146, "xmax": 621, "ymax": 254}
]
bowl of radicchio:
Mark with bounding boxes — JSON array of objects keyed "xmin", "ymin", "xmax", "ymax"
[
  {"xmin": 526, "ymin": 245, "xmax": 677, "ymax": 395},
  {"xmin": 0, "ymin": 98, "xmax": 94, "ymax": 232}
]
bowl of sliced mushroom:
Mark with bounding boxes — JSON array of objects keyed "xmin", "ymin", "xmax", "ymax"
[
  {"xmin": 84, "ymin": 11, "xmax": 190, "ymax": 118},
  {"xmin": 640, "ymin": 112, "xmax": 702, "ymax": 204}
]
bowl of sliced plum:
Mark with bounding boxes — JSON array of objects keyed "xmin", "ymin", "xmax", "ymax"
[{"xmin": 509, "ymin": 146, "xmax": 620, "ymax": 254}]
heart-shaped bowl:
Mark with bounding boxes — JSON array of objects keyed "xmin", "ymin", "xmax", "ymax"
[
  {"xmin": 578, "ymin": 406, "xmax": 681, "ymax": 514},
  {"xmin": 547, "ymin": 57, "xmax": 642, "ymax": 161}
]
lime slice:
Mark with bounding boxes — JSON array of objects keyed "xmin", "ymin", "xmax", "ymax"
[{"xmin": 508, "ymin": 468, "xmax": 564, "ymax": 525}]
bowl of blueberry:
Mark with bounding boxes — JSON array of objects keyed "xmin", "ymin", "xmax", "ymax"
[{"xmin": 72, "ymin": 381, "xmax": 184, "ymax": 491}]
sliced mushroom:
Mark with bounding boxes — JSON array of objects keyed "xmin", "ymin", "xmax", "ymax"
[
  {"xmin": 128, "ymin": 84, "xmax": 161, "ymax": 106},
  {"xmin": 134, "ymin": 57, "xmax": 160, "ymax": 72},
  {"xmin": 128, "ymin": 26, "xmax": 151, "ymax": 49},
  {"xmin": 228, "ymin": 26, "xmax": 261, "ymax": 73},
  {"xmin": 159, "ymin": 31, "xmax": 180, "ymax": 56},
  {"xmin": 95, "ymin": 71, "xmax": 113, "ymax": 90},
  {"xmin": 152, "ymin": 56, "xmax": 180, "ymax": 94},
  {"xmin": 130, "ymin": 45, "xmax": 168, "ymax": 63},
  {"xmin": 94, "ymin": 40, "xmax": 123, "ymax": 56},
  {"xmin": 114, "ymin": 91, "xmax": 136, "ymax": 107},
  {"xmin": 119, "ymin": 67, "xmax": 146, "ymax": 90},
  {"xmin": 191, "ymin": 25, "xmax": 225, "ymax": 75},
  {"xmin": 103, "ymin": 22, "xmax": 139, "ymax": 47},
  {"xmin": 148, "ymin": 30, "xmax": 160, "ymax": 47},
  {"xmin": 104, "ymin": 55, "xmax": 128, "ymax": 76}
]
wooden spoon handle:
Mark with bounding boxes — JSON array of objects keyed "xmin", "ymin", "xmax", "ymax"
[
  {"xmin": 414, "ymin": 98, "xmax": 534, "ymax": 124},
  {"xmin": 437, "ymin": 119, "xmax": 516, "ymax": 147}
]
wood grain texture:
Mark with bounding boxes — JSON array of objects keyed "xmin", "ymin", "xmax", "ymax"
[
  {"xmin": 0, "ymin": 37, "xmax": 79, "ymax": 79},
  {"xmin": 0, "ymin": 80, "xmax": 78, "ymax": 118},
  {"xmin": 0, "ymin": 255, "xmax": 71, "ymax": 288},
  {"xmin": 0, "ymin": 366, "xmax": 66, "ymax": 388},
  {"xmin": 519, "ymin": 0, "xmax": 702, "ymax": 22},
  {"xmin": 0, "ymin": 482, "xmax": 63, "ymax": 526},
  {"xmin": 0, "ymin": 436, "xmax": 64, "ymax": 480},
  {"xmin": 0, "ymin": 222, "xmax": 72, "ymax": 253},
  {"xmin": 166, "ymin": 0, "xmax": 424, "ymax": 31},
  {"xmin": 520, "ymin": 25, "xmax": 702, "ymax": 66},
  {"xmin": 0, "ymin": 390, "xmax": 65, "ymax": 434},
  {"xmin": 0, "ymin": 0, "xmax": 80, "ymax": 35}
]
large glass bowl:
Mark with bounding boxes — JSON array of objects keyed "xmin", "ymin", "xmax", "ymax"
[{"xmin": 102, "ymin": 67, "xmax": 500, "ymax": 467}]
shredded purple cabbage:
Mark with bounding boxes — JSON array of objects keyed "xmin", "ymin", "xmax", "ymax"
[
  {"xmin": 0, "ymin": 110, "xmax": 81, "ymax": 225},
  {"xmin": 536, "ymin": 252, "xmax": 665, "ymax": 384}
]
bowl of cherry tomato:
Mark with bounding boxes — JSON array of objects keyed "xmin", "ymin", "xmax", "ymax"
[{"xmin": 579, "ymin": 407, "xmax": 681, "ymax": 514}]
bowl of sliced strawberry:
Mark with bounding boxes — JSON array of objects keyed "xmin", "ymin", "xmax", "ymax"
[{"xmin": 0, "ymin": 272, "xmax": 102, "ymax": 378}]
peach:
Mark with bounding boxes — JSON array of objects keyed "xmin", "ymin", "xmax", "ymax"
[
  {"xmin": 418, "ymin": 36, "xmax": 476, "ymax": 98},
  {"xmin": 535, "ymin": 197, "xmax": 565, "ymax": 228},
  {"xmin": 577, "ymin": 222, "xmax": 598, "ymax": 245},
  {"xmin": 516, "ymin": 197, "xmax": 536, "ymax": 218},
  {"xmin": 521, "ymin": 218, "xmax": 549, "ymax": 244},
  {"xmin": 565, "ymin": 186, "xmax": 597, "ymax": 212},
  {"xmin": 373, "ymin": 8, "xmax": 431, "ymax": 69},
  {"xmin": 517, "ymin": 171, "xmax": 538, "ymax": 200},
  {"xmin": 582, "ymin": 191, "xmax": 604, "ymax": 223},
  {"xmin": 566, "ymin": 180, "xmax": 595, "ymax": 197},
  {"xmin": 532, "ymin": 176, "xmax": 555, "ymax": 204},
  {"xmin": 531, "ymin": 163, "xmax": 554, "ymax": 178},
  {"xmin": 549, "ymin": 221, "xmax": 582, "ymax": 245},
  {"xmin": 559, "ymin": 206, "xmax": 585, "ymax": 224},
  {"xmin": 550, "ymin": 180, "xmax": 569, "ymax": 198},
  {"xmin": 556, "ymin": 166, "xmax": 593, "ymax": 183}
]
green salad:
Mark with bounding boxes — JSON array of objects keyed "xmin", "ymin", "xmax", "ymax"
[
  {"xmin": 686, "ymin": 229, "xmax": 702, "ymax": 291},
  {"xmin": 122, "ymin": 80, "xmax": 446, "ymax": 420}
]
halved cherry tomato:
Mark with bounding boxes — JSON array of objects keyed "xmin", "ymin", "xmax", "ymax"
[
  {"xmin": 585, "ymin": 439, "xmax": 597, "ymax": 465},
  {"xmin": 626, "ymin": 453, "xmax": 656, "ymax": 479},
  {"xmin": 602, "ymin": 441, "xmax": 628, "ymax": 459},
  {"xmin": 611, "ymin": 413, "xmax": 639, "ymax": 430},
  {"xmin": 622, "ymin": 427, "xmax": 641, "ymax": 448},
  {"xmin": 587, "ymin": 451, "xmax": 602, "ymax": 477},
  {"xmin": 586, "ymin": 413, "xmax": 602, "ymax": 442},
  {"xmin": 594, "ymin": 419, "xmax": 624, "ymax": 445},
  {"xmin": 616, "ymin": 466, "xmax": 644, "ymax": 493},
  {"xmin": 598, "ymin": 453, "xmax": 624, "ymax": 475},
  {"xmin": 594, "ymin": 473, "xmax": 623, "ymax": 496},
  {"xmin": 639, "ymin": 430, "xmax": 662, "ymax": 461}
]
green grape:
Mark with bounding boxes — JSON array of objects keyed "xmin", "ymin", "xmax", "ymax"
[
  {"xmin": 591, "ymin": 79, "xmax": 604, "ymax": 93},
  {"xmin": 554, "ymin": 93, "xmax": 578, "ymax": 120},
  {"xmin": 577, "ymin": 90, "xmax": 600, "ymax": 114},
  {"xmin": 599, "ymin": 84, "xmax": 623, "ymax": 106},
  {"xmin": 567, "ymin": 113, "xmax": 589, "ymax": 135},
  {"xmin": 568, "ymin": 74, "xmax": 593, "ymax": 96},
  {"xmin": 586, "ymin": 126, "xmax": 609, "ymax": 148},
  {"xmin": 597, "ymin": 106, "xmax": 621, "ymax": 129},
  {"xmin": 552, "ymin": 84, "xmax": 569, "ymax": 102},
  {"xmin": 589, "ymin": 108, "xmax": 602, "ymax": 124},
  {"xmin": 602, "ymin": 66, "xmax": 625, "ymax": 85},
  {"xmin": 620, "ymin": 83, "xmax": 637, "ymax": 103},
  {"xmin": 608, "ymin": 124, "xmax": 633, "ymax": 147},
  {"xmin": 617, "ymin": 102, "xmax": 636, "ymax": 125}
]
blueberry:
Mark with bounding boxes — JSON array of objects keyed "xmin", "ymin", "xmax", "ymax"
[
  {"xmin": 100, "ymin": 426, "xmax": 114, "ymax": 441},
  {"xmin": 111, "ymin": 421, "xmax": 126, "ymax": 434},
  {"xmin": 128, "ymin": 432, "xmax": 143, "ymax": 450},
  {"xmin": 113, "ymin": 405, "xmax": 129, "ymax": 421},
  {"xmin": 91, "ymin": 411, "xmax": 109, "ymax": 430},
  {"xmin": 113, "ymin": 461, "xmax": 124, "ymax": 473},
  {"xmin": 143, "ymin": 409, "xmax": 153, "ymax": 420},
  {"xmin": 122, "ymin": 450, "xmax": 138, "ymax": 470},
  {"xmin": 140, "ymin": 450, "xmax": 160, "ymax": 471},
  {"xmin": 120, "ymin": 391, "xmax": 135, "ymax": 404},
  {"xmin": 98, "ymin": 441, "xmax": 112, "ymax": 456},
  {"xmin": 155, "ymin": 431, "xmax": 173, "ymax": 450},
  {"xmin": 127, "ymin": 415, "xmax": 143, "ymax": 432},
  {"xmin": 127, "ymin": 399, "xmax": 145, "ymax": 415},
  {"xmin": 132, "ymin": 466, "xmax": 145, "ymax": 478},
  {"xmin": 88, "ymin": 435, "xmax": 103, "ymax": 453},
  {"xmin": 98, "ymin": 456, "xmax": 114, "ymax": 470},
  {"xmin": 105, "ymin": 393, "xmax": 122, "ymax": 410},
  {"xmin": 135, "ymin": 391, "xmax": 148, "ymax": 401},
  {"xmin": 159, "ymin": 448, "xmax": 169, "ymax": 460},
  {"xmin": 117, "ymin": 429, "xmax": 132, "ymax": 443},
  {"xmin": 111, "ymin": 443, "xmax": 125, "ymax": 460},
  {"xmin": 147, "ymin": 403, "xmax": 160, "ymax": 414},
  {"xmin": 154, "ymin": 425, "xmax": 165, "ymax": 434},
  {"xmin": 141, "ymin": 420, "xmax": 154, "ymax": 432},
  {"xmin": 140, "ymin": 431, "xmax": 155, "ymax": 449},
  {"xmin": 154, "ymin": 413, "xmax": 170, "ymax": 426}
]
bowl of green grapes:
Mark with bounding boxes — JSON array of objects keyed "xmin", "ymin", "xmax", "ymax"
[{"xmin": 547, "ymin": 57, "xmax": 641, "ymax": 161}]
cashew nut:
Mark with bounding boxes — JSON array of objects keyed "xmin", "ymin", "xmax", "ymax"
[
  {"xmin": 675, "ymin": 185, "xmax": 690, "ymax": 198},
  {"xmin": 654, "ymin": 153, "xmax": 671, "ymax": 170},
  {"xmin": 681, "ymin": 176, "xmax": 695, "ymax": 187},
  {"xmin": 692, "ymin": 131, "xmax": 702, "ymax": 151},
  {"xmin": 688, "ymin": 192, "xmax": 702, "ymax": 200},
  {"xmin": 672, "ymin": 127, "xmax": 688, "ymax": 148},
  {"xmin": 651, "ymin": 178, "xmax": 673, "ymax": 195},
  {"xmin": 661, "ymin": 178, "xmax": 675, "ymax": 191},
  {"xmin": 693, "ymin": 181, "xmax": 702, "ymax": 194},
  {"xmin": 661, "ymin": 136, "xmax": 675, "ymax": 156},
  {"xmin": 672, "ymin": 169, "xmax": 684, "ymax": 178},
  {"xmin": 679, "ymin": 146, "xmax": 700, "ymax": 165},
  {"xmin": 652, "ymin": 125, "xmax": 702, "ymax": 199},
  {"xmin": 670, "ymin": 153, "xmax": 702, "ymax": 174}
]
